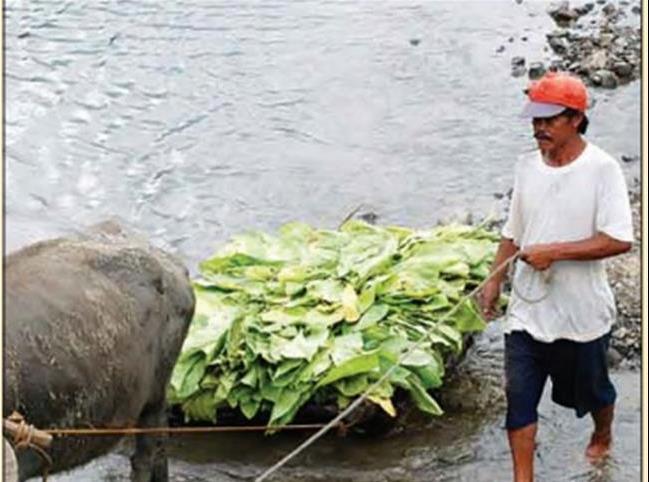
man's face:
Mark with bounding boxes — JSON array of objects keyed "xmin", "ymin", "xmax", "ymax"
[{"xmin": 532, "ymin": 111, "xmax": 581, "ymax": 153}]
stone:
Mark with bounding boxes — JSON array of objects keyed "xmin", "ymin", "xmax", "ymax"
[
  {"xmin": 548, "ymin": 1, "xmax": 580, "ymax": 25},
  {"xmin": 590, "ymin": 69, "xmax": 619, "ymax": 88},
  {"xmin": 631, "ymin": 5, "xmax": 641, "ymax": 14},
  {"xmin": 569, "ymin": 61, "xmax": 587, "ymax": 74},
  {"xmin": 584, "ymin": 49, "xmax": 609, "ymax": 71},
  {"xmin": 511, "ymin": 66, "xmax": 527, "ymax": 78},
  {"xmin": 613, "ymin": 36, "xmax": 629, "ymax": 50},
  {"xmin": 580, "ymin": 39, "xmax": 595, "ymax": 51},
  {"xmin": 602, "ymin": 3, "xmax": 617, "ymax": 16},
  {"xmin": 621, "ymin": 155, "xmax": 639, "ymax": 163},
  {"xmin": 358, "ymin": 211, "xmax": 379, "ymax": 224},
  {"xmin": 550, "ymin": 59, "xmax": 565, "ymax": 71},
  {"xmin": 511, "ymin": 56, "xmax": 526, "ymax": 67},
  {"xmin": 548, "ymin": 36, "xmax": 569, "ymax": 53},
  {"xmin": 567, "ymin": 31, "xmax": 583, "ymax": 41},
  {"xmin": 496, "ymin": 45, "xmax": 506, "ymax": 53},
  {"xmin": 547, "ymin": 29, "xmax": 569, "ymax": 38},
  {"xmin": 528, "ymin": 62, "xmax": 547, "ymax": 79},
  {"xmin": 613, "ymin": 61, "xmax": 634, "ymax": 77},
  {"xmin": 598, "ymin": 33, "xmax": 614, "ymax": 47},
  {"xmin": 575, "ymin": 3, "xmax": 595, "ymax": 15}
]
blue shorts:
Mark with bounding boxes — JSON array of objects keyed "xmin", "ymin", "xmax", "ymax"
[{"xmin": 504, "ymin": 330, "xmax": 616, "ymax": 430}]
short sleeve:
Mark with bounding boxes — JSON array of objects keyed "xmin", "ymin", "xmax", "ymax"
[
  {"xmin": 596, "ymin": 160, "xmax": 633, "ymax": 242},
  {"xmin": 501, "ymin": 169, "xmax": 522, "ymax": 245}
]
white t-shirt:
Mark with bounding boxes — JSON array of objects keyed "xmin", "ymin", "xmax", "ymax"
[{"xmin": 501, "ymin": 141, "xmax": 633, "ymax": 343}]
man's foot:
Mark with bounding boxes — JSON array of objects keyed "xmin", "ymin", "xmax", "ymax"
[
  {"xmin": 586, "ymin": 404, "xmax": 614, "ymax": 461},
  {"xmin": 585, "ymin": 430, "xmax": 612, "ymax": 461}
]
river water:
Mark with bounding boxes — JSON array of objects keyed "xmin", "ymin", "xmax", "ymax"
[
  {"xmin": 4, "ymin": 0, "xmax": 641, "ymax": 267},
  {"xmin": 5, "ymin": 0, "xmax": 641, "ymax": 480}
]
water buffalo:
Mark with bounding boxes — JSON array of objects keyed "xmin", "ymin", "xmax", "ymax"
[{"xmin": 3, "ymin": 221, "xmax": 195, "ymax": 481}]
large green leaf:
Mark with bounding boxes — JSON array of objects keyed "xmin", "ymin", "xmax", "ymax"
[
  {"xmin": 404, "ymin": 375, "xmax": 443, "ymax": 416},
  {"xmin": 354, "ymin": 304, "xmax": 389, "ymax": 331},
  {"xmin": 316, "ymin": 352, "xmax": 380, "ymax": 387},
  {"xmin": 330, "ymin": 332, "xmax": 364, "ymax": 366}
]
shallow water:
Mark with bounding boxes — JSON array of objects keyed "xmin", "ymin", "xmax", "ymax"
[
  {"xmin": 6, "ymin": 0, "xmax": 641, "ymax": 480},
  {"xmin": 42, "ymin": 325, "xmax": 641, "ymax": 481}
]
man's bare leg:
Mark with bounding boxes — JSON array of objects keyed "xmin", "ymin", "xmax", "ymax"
[
  {"xmin": 586, "ymin": 404, "xmax": 614, "ymax": 460},
  {"xmin": 508, "ymin": 423, "xmax": 537, "ymax": 482}
]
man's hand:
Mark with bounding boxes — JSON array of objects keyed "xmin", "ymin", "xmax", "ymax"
[
  {"xmin": 520, "ymin": 244, "xmax": 556, "ymax": 271},
  {"xmin": 480, "ymin": 279, "xmax": 501, "ymax": 320}
]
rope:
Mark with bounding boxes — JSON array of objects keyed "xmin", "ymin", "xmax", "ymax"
[
  {"xmin": 253, "ymin": 251, "xmax": 522, "ymax": 482},
  {"xmin": 337, "ymin": 203, "xmax": 365, "ymax": 229},
  {"xmin": 8, "ymin": 417, "xmax": 53, "ymax": 482},
  {"xmin": 42, "ymin": 422, "xmax": 347, "ymax": 436},
  {"xmin": 4, "ymin": 414, "xmax": 347, "ymax": 482},
  {"xmin": 509, "ymin": 256, "xmax": 553, "ymax": 304}
]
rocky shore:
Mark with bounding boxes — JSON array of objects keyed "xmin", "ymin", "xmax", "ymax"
[
  {"xmin": 605, "ymin": 183, "xmax": 641, "ymax": 368},
  {"xmin": 509, "ymin": 0, "xmax": 641, "ymax": 88}
]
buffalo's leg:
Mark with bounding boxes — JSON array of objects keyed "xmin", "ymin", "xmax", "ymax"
[{"xmin": 130, "ymin": 401, "xmax": 169, "ymax": 482}]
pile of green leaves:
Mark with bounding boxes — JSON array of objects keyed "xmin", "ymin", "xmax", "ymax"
[{"xmin": 168, "ymin": 220, "xmax": 499, "ymax": 428}]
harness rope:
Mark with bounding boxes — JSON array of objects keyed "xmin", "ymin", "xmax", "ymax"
[
  {"xmin": 4, "ymin": 413, "xmax": 53, "ymax": 482},
  {"xmin": 3, "ymin": 417, "xmax": 348, "ymax": 482},
  {"xmin": 42, "ymin": 422, "xmax": 348, "ymax": 436}
]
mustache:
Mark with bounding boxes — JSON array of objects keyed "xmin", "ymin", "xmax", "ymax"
[{"xmin": 534, "ymin": 131, "xmax": 552, "ymax": 141}]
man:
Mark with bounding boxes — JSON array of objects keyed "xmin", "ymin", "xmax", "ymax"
[{"xmin": 480, "ymin": 71, "xmax": 633, "ymax": 482}]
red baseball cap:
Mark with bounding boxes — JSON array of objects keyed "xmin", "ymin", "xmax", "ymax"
[{"xmin": 521, "ymin": 71, "xmax": 589, "ymax": 118}]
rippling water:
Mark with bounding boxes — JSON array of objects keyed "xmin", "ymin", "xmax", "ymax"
[
  {"xmin": 6, "ymin": 1, "xmax": 640, "ymax": 481},
  {"xmin": 4, "ymin": 0, "xmax": 640, "ymax": 269}
]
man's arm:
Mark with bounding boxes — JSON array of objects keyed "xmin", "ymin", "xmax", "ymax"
[
  {"xmin": 520, "ymin": 232, "xmax": 632, "ymax": 271},
  {"xmin": 479, "ymin": 237, "xmax": 518, "ymax": 319}
]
